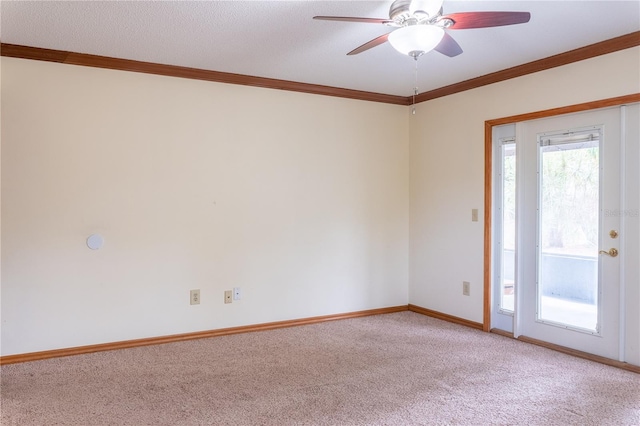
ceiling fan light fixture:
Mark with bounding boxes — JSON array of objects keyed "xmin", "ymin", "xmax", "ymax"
[{"xmin": 388, "ymin": 25, "xmax": 444, "ymax": 57}]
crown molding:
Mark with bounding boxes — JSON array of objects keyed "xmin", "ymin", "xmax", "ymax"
[
  {"xmin": 2, "ymin": 30, "xmax": 638, "ymax": 106},
  {"xmin": 416, "ymin": 31, "xmax": 640, "ymax": 103},
  {"xmin": 0, "ymin": 43, "xmax": 409, "ymax": 106}
]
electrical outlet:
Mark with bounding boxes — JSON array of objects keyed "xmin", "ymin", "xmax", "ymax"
[
  {"xmin": 472, "ymin": 209, "xmax": 479, "ymax": 222},
  {"xmin": 463, "ymin": 281, "xmax": 470, "ymax": 296},
  {"xmin": 233, "ymin": 287, "xmax": 241, "ymax": 300},
  {"xmin": 190, "ymin": 289, "xmax": 200, "ymax": 305},
  {"xmin": 224, "ymin": 290, "xmax": 233, "ymax": 304}
]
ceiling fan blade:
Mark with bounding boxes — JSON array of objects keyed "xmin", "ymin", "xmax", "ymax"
[
  {"xmin": 347, "ymin": 33, "xmax": 390, "ymax": 55},
  {"xmin": 442, "ymin": 11, "xmax": 531, "ymax": 29},
  {"xmin": 434, "ymin": 33, "xmax": 463, "ymax": 57},
  {"xmin": 313, "ymin": 16, "xmax": 391, "ymax": 24}
]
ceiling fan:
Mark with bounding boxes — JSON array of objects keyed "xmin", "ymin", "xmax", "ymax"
[{"xmin": 313, "ymin": 0, "xmax": 531, "ymax": 59}]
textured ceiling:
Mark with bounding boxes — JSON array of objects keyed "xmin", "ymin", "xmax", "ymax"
[{"xmin": 1, "ymin": 1, "xmax": 639, "ymax": 97}]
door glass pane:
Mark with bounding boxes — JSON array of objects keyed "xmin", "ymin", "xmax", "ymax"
[
  {"xmin": 501, "ymin": 143, "xmax": 516, "ymax": 311},
  {"xmin": 538, "ymin": 137, "xmax": 599, "ymax": 332}
]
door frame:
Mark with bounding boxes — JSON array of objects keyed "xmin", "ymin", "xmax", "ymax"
[{"xmin": 483, "ymin": 93, "xmax": 640, "ymax": 333}]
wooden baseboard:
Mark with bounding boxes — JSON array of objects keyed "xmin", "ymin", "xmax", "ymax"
[
  {"xmin": 408, "ymin": 304, "xmax": 484, "ymax": 330},
  {"xmin": 0, "ymin": 305, "xmax": 409, "ymax": 365},
  {"xmin": 8, "ymin": 306, "xmax": 635, "ymax": 374},
  {"xmin": 490, "ymin": 329, "xmax": 640, "ymax": 374},
  {"xmin": 516, "ymin": 335, "xmax": 640, "ymax": 374},
  {"xmin": 489, "ymin": 328, "xmax": 514, "ymax": 338}
]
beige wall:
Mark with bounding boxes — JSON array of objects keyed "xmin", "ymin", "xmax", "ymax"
[
  {"xmin": 2, "ymin": 46, "xmax": 639, "ymax": 362},
  {"xmin": 1, "ymin": 57, "xmax": 409, "ymax": 356},
  {"xmin": 409, "ymin": 47, "xmax": 640, "ymax": 364}
]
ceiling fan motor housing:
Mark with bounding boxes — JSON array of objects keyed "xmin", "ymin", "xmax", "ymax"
[
  {"xmin": 389, "ymin": 0, "xmax": 444, "ymax": 27},
  {"xmin": 389, "ymin": 0, "xmax": 412, "ymax": 21}
]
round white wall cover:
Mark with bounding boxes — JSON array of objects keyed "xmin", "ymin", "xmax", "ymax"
[{"xmin": 87, "ymin": 234, "xmax": 104, "ymax": 250}]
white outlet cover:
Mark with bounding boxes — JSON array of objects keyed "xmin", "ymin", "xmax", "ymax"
[
  {"xmin": 190, "ymin": 289, "xmax": 200, "ymax": 305},
  {"xmin": 87, "ymin": 234, "xmax": 104, "ymax": 250}
]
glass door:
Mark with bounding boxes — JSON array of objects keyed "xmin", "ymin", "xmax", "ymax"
[{"xmin": 517, "ymin": 107, "xmax": 621, "ymax": 360}]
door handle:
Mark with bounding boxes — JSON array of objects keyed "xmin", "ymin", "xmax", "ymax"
[{"xmin": 599, "ymin": 248, "xmax": 619, "ymax": 257}]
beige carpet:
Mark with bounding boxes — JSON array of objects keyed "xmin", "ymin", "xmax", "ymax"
[{"xmin": 1, "ymin": 312, "xmax": 638, "ymax": 425}]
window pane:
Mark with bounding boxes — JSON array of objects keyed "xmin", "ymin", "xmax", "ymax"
[
  {"xmin": 538, "ymin": 140, "xmax": 599, "ymax": 331},
  {"xmin": 501, "ymin": 144, "xmax": 516, "ymax": 311}
]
